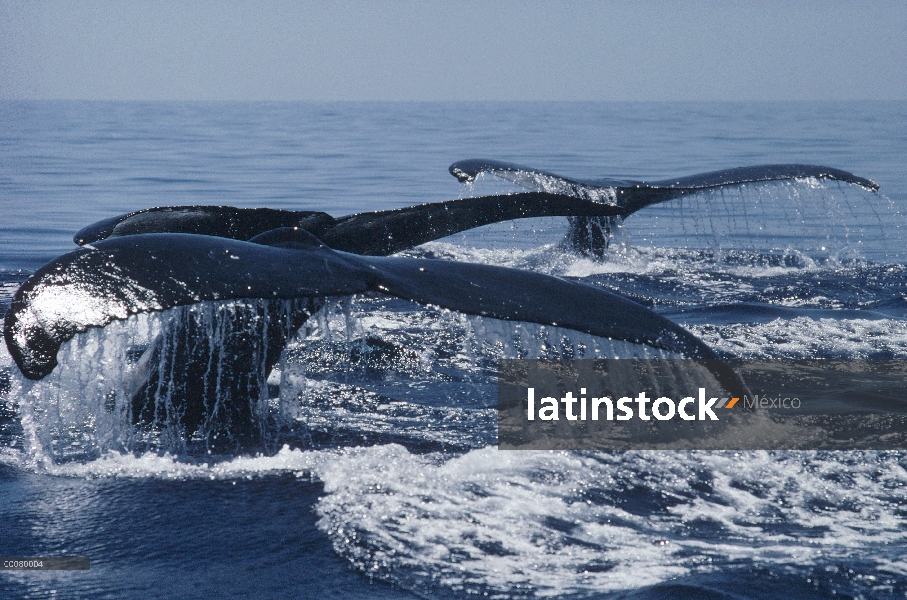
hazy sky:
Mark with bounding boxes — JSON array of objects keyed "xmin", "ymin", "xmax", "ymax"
[{"xmin": 2, "ymin": 0, "xmax": 905, "ymax": 101}]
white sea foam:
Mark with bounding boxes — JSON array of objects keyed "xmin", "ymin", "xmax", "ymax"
[
  {"xmin": 3, "ymin": 441, "xmax": 902, "ymax": 596},
  {"xmin": 693, "ymin": 317, "xmax": 907, "ymax": 359},
  {"xmin": 314, "ymin": 445, "xmax": 907, "ymax": 596}
]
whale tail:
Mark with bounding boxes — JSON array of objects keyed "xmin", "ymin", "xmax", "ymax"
[
  {"xmin": 5, "ymin": 231, "xmax": 750, "ymax": 450},
  {"xmin": 72, "ymin": 193, "xmax": 623, "ymax": 256},
  {"xmin": 450, "ymin": 159, "xmax": 880, "ymax": 256},
  {"xmin": 73, "ymin": 161, "xmax": 880, "ymax": 261}
]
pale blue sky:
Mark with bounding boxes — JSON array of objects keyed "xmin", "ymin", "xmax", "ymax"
[{"xmin": 2, "ymin": 0, "xmax": 905, "ymax": 101}]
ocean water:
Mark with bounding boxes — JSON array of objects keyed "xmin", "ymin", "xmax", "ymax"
[{"xmin": 1, "ymin": 100, "xmax": 907, "ymax": 598}]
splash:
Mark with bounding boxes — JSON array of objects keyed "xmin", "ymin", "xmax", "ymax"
[
  {"xmin": 616, "ymin": 180, "xmax": 904, "ymax": 263},
  {"xmin": 10, "ymin": 299, "xmax": 313, "ymax": 463},
  {"xmin": 6, "ymin": 293, "xmax": 682, "ymax": 464}
]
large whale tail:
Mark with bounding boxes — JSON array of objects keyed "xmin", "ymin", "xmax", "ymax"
[
  {"xmin": 450, "ymin": 159, "xmax": 880, "ymax": 256},
  {"xmin": 5, "ymin": 228, "xmax": 749, "ymax": 450}
]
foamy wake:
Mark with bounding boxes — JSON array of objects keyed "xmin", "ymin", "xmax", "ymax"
[
  {"xmin": 315, "ymin": 445, "xmax": 907, "ymax": 596},
  {"xmin": 694, "ymin": 317, "xmax": 907, "ymax": 359},
  {"xmin": 6, "ymin": 443, "xmax": 902, "ymax": 596}
]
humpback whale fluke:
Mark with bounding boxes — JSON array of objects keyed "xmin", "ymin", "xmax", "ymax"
[
  {"xmin": 449, "ymin": 159, "xmax": 880, "ymax": 255},
  {"xmin": 53, "ymin": 194, "xmax": 665, "ymax": 447},
  {"xmin": 73, "ymin": 192, "xmax": 624, "ymax": 255},
  {"xmin": 6, "ymin": 230, "xmax": 734, "ymax": 381},
  {"xmin": 4, "ymin": 230, "xmax": 750, "ymax": 445},
  {"xmin": 75, "ymin": 160, "xmax": 876, "ymax": 258},
  {"xmin": 449, "ymin": 159, "xmax": 880, "ymax": 204},
  {"xmin": 13, "ymin": 162, "xmax": 794, "ymax": 449}
]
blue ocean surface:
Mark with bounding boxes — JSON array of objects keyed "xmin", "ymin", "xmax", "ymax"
[{"xmin": 1, "ymin": 101, "xmax": 906, "ymax": 598}]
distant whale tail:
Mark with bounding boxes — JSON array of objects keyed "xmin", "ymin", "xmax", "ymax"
[
  {"xmin": 449, "ymin": 159, "xmax": 880, "ymax": 256},
  {"xmin": 71, "ymin": 160, "xmax": 876, "ymax": 261}
]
